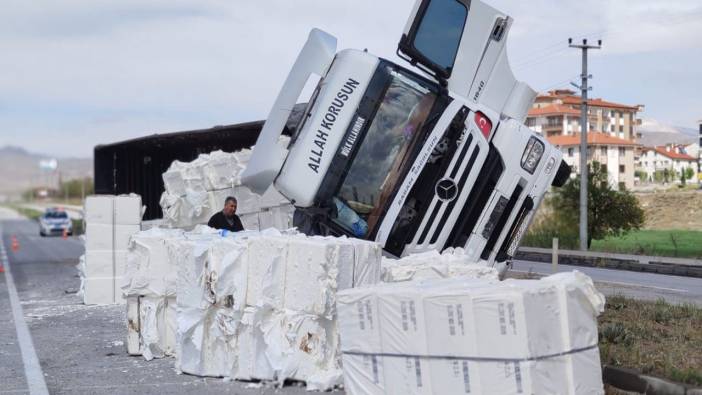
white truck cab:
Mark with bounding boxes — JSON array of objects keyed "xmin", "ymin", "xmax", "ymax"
[{"xmin": 242, "ymin": 0, "xmax": 570, "ymax": 271}]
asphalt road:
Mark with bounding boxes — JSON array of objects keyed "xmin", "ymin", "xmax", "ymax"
[
  {"xmin": 0, "ymin": 213, "xmax": 333, "ymax": 395},
  {"xmin": 512, "ymin": 259, "xmax": 702, "ymax": 306}
]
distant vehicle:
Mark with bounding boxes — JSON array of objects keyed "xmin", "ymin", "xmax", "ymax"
[{"xmin": 38, "ymin": 208, "xmax": 73, "ymax": 237}]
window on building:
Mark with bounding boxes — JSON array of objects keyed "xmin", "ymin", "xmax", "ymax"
[
  {"xmin": 610, "ymin": 110, "xmax": 615, "ymax": 117},
  {"xmin": 600, "ymin": 146, "xmax": 607, "ymax": 155},
  {"xmin": 619, "ymin": 125, "xmax": 624, "ymax": 132},
  {"xmin": 610, "ymin": 124, "xmax": 614, "ymax": 132},
  {"xmin": 619, "ymin": 147, "xmax": 626, "ymax": 156},
  {"xmin": 619, "ymin": 164, "xmax": 625, "ymax": 173},
  {"xmin": 568, "ymin": 148, "xmax": 574, "ymax": 157},
  {"xmin": 525, "ymin": 117, "xmax": 536, "ymax": 127},
  {"xmin": 618, "ymin": 182, "xmax": 626, "ymax": 191}
]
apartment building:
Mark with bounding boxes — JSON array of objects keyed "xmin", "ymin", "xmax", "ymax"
[
  {"xmin": 527, "ymin": 90, "xmax": 642, "ymax": 190},
  {"xmin": 548, "ymin": 133, "xmax": 638, "ymax": 190},
  {"xmin": 640, "ymin": 145, "xmax": 699, "ymax": 184}
]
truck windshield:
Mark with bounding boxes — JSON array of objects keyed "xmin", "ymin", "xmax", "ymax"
[{"xmin": 335, "ymin": 69, "xmax": 437, "ymax": 236}]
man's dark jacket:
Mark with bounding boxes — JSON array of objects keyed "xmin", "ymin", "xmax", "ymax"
[{"xmin": 207, "ymin": 211, "xmax": 244, "ymax": 232}]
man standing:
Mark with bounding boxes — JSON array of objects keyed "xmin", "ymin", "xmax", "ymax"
[{"xmin": 208, "ymin": 196, "xmax": 244, "ymax": 232}]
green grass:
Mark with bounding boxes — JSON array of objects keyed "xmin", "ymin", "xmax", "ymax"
[{"xmin": 591, "ymin": 230, "xmax": 702, "ymax": 259}]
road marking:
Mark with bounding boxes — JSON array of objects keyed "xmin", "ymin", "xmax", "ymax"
[
  {"xmin": 511, "ymin": 269, "xmax": 690, "ymax": 294},
  {"xmin": 0, "ymin": 226, "xmax": 50, "ymax": 395},
  {"xmin": 594, "ymin": 280, "xmax": 689, "ymax": 294}
]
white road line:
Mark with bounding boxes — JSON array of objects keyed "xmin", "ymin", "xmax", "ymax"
[
  {"xmin": 0, "ymin": 227, "xmax": 50, "ymax": 395},
  {"xmin": 511, "ymin": 269, "xmax": 690, "ymax": 293},
  {"xmin": 594, "ymin": 280, "xmax": 689, "ymax": 294}
]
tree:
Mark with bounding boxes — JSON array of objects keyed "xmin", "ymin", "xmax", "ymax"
[
  {"xmin": 680, "ymin": 167, "xmax": 687, "ymax": 186},
  {"xmin": 685, "ymin": 167, "xmax": 695, "ymax": 181},
  {"xmin": 552, "ymin": 161, "xmax": 645, "ymax": 248}
]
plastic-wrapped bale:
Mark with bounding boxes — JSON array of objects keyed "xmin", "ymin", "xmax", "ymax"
[
  {"xmin": 258, "ymin": 309, "xmax": 342, "ymax": 390},
  {"xmin": 126, "ymin": 295, "xmax": 177, "ymax": 361},
  {"xmin": 124, "ymin": 227, "xmax": 185, "ymax": 297},
  {"xmin": 381, "ymin": 249, "xmax": 499, "ymax": 283},
  {"xmin": 175, "ymin": 230, "xmax": 382, "ymax": 389},
  {"xmin": 123, "ymin": 227, "xmax": 185, "ymax": 359},
  {"xmin": 170, "ymin": 231, "xmax": 241, "ymax": 377},
  {"xmin": 82, "ymin": 194, "xmax": 143, "ymax": 305},
  {"xmin": 159, "ymin": 146, "xmax": 292, "ymax": 230},
  {"xmin": 337, "ymin": 271, "xmax": 605, "ymax": 395}
]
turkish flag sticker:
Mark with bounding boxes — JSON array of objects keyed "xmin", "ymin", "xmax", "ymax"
[{"xmin": 475, "ymin": 111, "xmax": 492, "ymax": 139}]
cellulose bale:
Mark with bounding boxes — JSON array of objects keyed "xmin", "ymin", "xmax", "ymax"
[
  {"xmin": 232, "ymin": 307, "xmax": 275, "ymax": 381},
  {"xmin": 127, "ymin": 295, "xmax": 177, "ymax": 360},
  {"xmin": 244, "ymin": 235, "xmax": 288, "ymax": 309},
  {"xmin": 84, "ymin": 194, "xmax": 143, "ymax": 225},
  {"xmin": 85, "ymin": 223, "xmax": 141, "ymax": 251},
  {"xmin": 337, "ymin": 272, "xmax": 605, "ymax": 395},
  {"xmin": 202, "ymin": 151, "xmax": 239, "ymax": 191},
  {"xmin": 123, "ymin": 227, "xmax": 185, "ymax": 298},
  {"xmin": 259, "ymin": 309, "xmax": 342, "ymax": 390},
  {"xmin": 381, "ymin": 249, "xmax": 499, "ymax": 283}
]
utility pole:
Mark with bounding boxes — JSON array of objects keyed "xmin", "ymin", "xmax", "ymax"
[{"xmin": 569, "ymin": 38, "xmax": 601, "ymax": 251}]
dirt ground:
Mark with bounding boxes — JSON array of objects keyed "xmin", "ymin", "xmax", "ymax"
[{"xmin": 635, "ymin": 190, "xmax": 702, "ymax": 230}]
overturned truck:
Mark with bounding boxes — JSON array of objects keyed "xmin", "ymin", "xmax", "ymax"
[{"xmin": 242, "ymin": 0, "xmax": 570, "ymax": 273}]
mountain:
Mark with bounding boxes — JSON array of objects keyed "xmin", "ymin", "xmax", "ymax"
[
  {"xmin": 0, "ymin": 146, "xmax": 92, "ymax": 198},
  {"xmin": 637, "ymin": 119, "xmax": 698, "ymax": 147}
]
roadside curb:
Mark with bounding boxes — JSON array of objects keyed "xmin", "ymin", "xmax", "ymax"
[
  {"xmin": 515, "ymin": 248, "xmax": 702, "ymax": 278},
  {"xmin": 603, "ymin": 365, "xmax": 702, "ymax": 395}
]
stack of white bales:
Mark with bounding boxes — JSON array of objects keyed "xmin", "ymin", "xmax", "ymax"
[
  {"xmin": 159, "ymin": 141, "xmax": 293, "ymax": 230},
  {"xmin": 123, "ymin": 227, "xmax": 185, "ymax": 360},
  {"xmin": 337, "ymin": 271, "xmax": 605, "ymax": 395},
  {"xmin": 381, "ymin": 248, "xmax": 499, "ymax": 283},
  {"xmin": 172, "ymin": 229, "xmax": 382, "ymax": 390},
  {"xmin": 80, "ymin": 194, "xmax": 143, "ymax": 305}
]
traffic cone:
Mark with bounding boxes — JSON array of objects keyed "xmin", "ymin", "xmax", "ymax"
[{"xmin": 11, "ymin": 235, "xmax": 19, "ymax": 253}]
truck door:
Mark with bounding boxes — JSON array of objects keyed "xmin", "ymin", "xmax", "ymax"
[{"xmin": 398, "ymin": 0, "xmax": 535, "ymax": 122}]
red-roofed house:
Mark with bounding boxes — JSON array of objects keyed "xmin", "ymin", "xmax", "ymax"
[
  {"xmin": 640, "ymin": 145, "xmax": 699, "ymax": 183},
  {"xmin": 528, "ymin": 90, "xmax": 644, "ymax": 189},
  {"xmin": 529, "ymin": 89, "xmax": 643, "ymax": 141},
  {"xmin": 546, "ymin": 133, "xmax": 639, "ymax": 189}
]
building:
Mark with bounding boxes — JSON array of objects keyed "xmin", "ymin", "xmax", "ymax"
[
  {"xmin": 547, "ymin": 133, "xmax": 638, "ymax": 190},
  {"xmin": 640, "ymin": 145, "xmax": 699, "ymax": 184},
  {"xmin": 527, "ymin": 90, "xmax": 642, "ymax": 190},
  {"xmin": 531, "ymin": 90, "xmax": 643, "ymax": 140}
]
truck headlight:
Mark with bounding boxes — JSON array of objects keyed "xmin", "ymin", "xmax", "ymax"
[{"xmin": 521, "ymin": 137, "xmax": 544, "ymax": 174}]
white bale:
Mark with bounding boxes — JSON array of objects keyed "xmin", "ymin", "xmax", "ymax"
[
  {"xmin": 83, "ymin": 250, "xmax": 127, "ymax": 278},
  {"xmin": 381, "ymin": 249, "xmax": 499, "ymax": 283},
  {"xmin": 133, "ymin": 295, "xmax": 177, "ymax": 360},
  {"xmin": 337, "ymin": 272, "xmax": 605, "ymax": 395},
  {"xmin": 85, "ymin": 223, "xmax": 140, "ymax": 251},
  {"xmin": 123, "ymin": 227, "xmax": 185, "ymax": 297},
  {"xmin": 202, "ymin": 150, "xmax": 239, "ymax": 191},
  {"xmin": 83, "ymin": 276, "xmax": 125, "ymax": 305},
  {"xmin": 84, "ymin": 194, "xmax": 143, "ymax": 225}
]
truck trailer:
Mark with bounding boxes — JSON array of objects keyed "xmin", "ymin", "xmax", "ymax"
[{"xmin": 242, "ymin": 0, "xmax": 570, "ymax": 273}]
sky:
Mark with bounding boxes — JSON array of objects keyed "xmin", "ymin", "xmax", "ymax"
[{"xmin": 0, "ymin": 0, "xmax": 700, "ymax": 158}]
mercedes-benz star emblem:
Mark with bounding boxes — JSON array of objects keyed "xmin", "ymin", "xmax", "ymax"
[{"xmin": 436, "ymin": 178, "xmax": 458, "ymax": 202}]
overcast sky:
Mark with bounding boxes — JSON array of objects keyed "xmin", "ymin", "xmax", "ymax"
[{"xmin": 1, "ymin": 0, "xmax": 700, "ymax": 157}]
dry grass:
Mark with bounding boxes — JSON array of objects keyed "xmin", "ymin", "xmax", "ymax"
[
  {"xmin": 598, "ymin": 295, "xmax": 702, "ymax": 386},
  {"xmin": 635, "ymin": 190, "xmax": 702, "ymax": 231}
]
